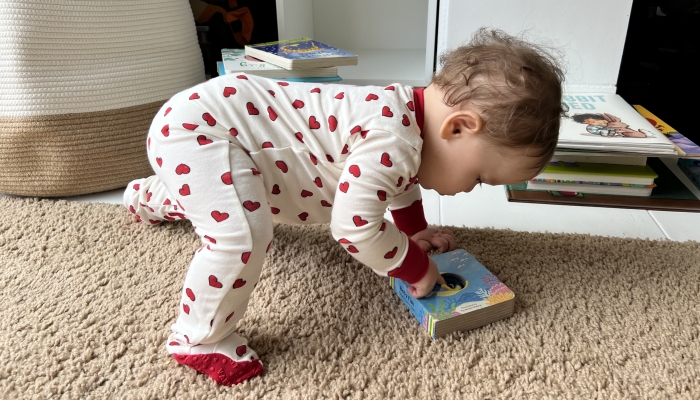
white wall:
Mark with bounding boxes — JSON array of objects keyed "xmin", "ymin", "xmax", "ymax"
[{"xmin": 436, "ymin": 0, "xmax": 634, "ymax": 93}]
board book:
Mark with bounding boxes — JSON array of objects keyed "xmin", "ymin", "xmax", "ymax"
[
  {"xmin": 221, "ymin": 49, "xmax": 338, "ymax": 78},
  {"xmin": 527, "ymin": 180, "xmax": 655, "ymax": 197},
  {"xmin": 535, "ymin": 161, "xmax": 658, "ymax": 185},
  {"xmin": 633, "ymin": 105, "xmax": 700, "ymax": 157},
  {"xmin": 390, "ymin": 249, "xmax": 514, "ymax": 338},
  {"xmin": 216, "ymin": 62, "xmax": 342, "ymax": 83},
  {"xmin": 245, "ymin": 38, "xmax": 358, "ymax": 69},
  {"xmin": 559, "ymin": 93, "xmax": 676, "ymax": 155}
]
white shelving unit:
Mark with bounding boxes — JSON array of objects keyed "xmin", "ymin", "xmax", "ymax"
[{"xmin": 275, "ymin": 0, "xmax": 438, "ymax": 87}]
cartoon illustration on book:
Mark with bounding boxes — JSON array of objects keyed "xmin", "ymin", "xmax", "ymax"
[{"xmin": 571, "ymin": 113, "xmax": 654, "ymax": 138}]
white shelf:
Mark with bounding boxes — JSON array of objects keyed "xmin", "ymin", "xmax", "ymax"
[{"xmin": 338, "ymin": 49, "xmax": 428, "ymax": 87}]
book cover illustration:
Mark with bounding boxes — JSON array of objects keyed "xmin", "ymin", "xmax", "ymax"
[
  {"xmin": 633, "ymin": 105, "xmax": 700, "ymax": 157},
  {"xmin": 559, "ymin": 93, "xmax": 675, "ymax": 154},
  {"xmin": 247, "ymin": 38, "xmax": 357, "ymax": 61},
  {"xmin": 390, "ymin": 249, "xmax": 513, "ymax": 338}
]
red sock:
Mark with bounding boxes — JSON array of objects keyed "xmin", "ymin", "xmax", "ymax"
[{"xmin": 173, "ymin": 353, "xmax": 264, "ymax": 386}]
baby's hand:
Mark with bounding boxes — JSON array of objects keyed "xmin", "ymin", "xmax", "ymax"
[
  {"xmin": 411, "ymin": 228, "xmax": 457, "ymax": 253},
  {"xmin": 408, "ymin": 258, "xmax": 446, "ymax": 298}
]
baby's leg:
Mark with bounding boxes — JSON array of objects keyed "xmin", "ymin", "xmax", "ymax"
[
  {"xmin": 123, "ymin": 175, "xmax": 184, "ymax": 225},
  {"xmin": 148, "ymin": 122, "xmax": 273, "ymax": 385}
]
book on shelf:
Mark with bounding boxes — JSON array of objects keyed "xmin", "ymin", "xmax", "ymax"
[
  {"xmin": 678, "ymin": 159, "xmax": 700, "ymax": 191},
  {"xmin": 527, "ymin": 180, "xmax": 655, "ymax": 197},
  {"xmin": 390, "ymin": 249, "xmax": 514, "ymax": 339},
  {"xmin": 216, "ymin": 62, "xmax": 342, "ymax": 83},
  {"xmin": 506, "ymin": 158, "xmax": 700, "ymax": 212},
  {"xmin": 244, "ymin": 38, "xmax": 358, "ymax": 69},
  {"xmin": 550, "ymin": 153, "xmax": 647, "ymax": 166},
  {"xmin": 559, "ymin": 93, "xmax": 677, "ymax": 155},
  {"xmin": 535, "ymin": 161, "xmax": 658, "ymax": 185},
  {"xmin": 221, "ymin": 48, "xmax": 338, "ymax": 78},
  {"xmin": 633, "ymin": 105, "xmax": 700, "ymax": 157}
]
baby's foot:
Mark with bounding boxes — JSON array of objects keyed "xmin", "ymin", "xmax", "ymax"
[{"xmin": 169, "ymin": 332, "xmax": 263, "ymax": 386}]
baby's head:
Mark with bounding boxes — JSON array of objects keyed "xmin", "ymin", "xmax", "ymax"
[
  {"xmin": 418, "ymin": 28, "xmax": 565, "ymax": 195},
  {"xmin": 572, "ymin": 113, "xmax": 608, "ymax": 126}
]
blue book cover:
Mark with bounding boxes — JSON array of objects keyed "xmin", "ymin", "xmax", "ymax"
[
  {"xmin": 247, "ymin": 38, "xmax": 357, "ymax": 61},
  {"xmin": 390, "ymin": 249, "xmax": 514, "ymax": 338}
]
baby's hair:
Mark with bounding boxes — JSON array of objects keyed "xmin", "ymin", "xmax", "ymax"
[
  {"xmin": 571, "ymin": 113, "xmax": 605, "ymax": 123},
  {"xmin": 431, "ymin": 28, "xmax": 565, "ymax": 172}
]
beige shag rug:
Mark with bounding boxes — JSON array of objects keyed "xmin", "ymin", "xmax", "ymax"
[{"xmin": 1, "ymin": 197, "xmax": 699, "ymax": 399}]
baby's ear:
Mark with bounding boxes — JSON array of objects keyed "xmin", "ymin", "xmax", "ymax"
[{"xmin": 439, "ymin": 110, "xmax": 483, "ymax": 139}]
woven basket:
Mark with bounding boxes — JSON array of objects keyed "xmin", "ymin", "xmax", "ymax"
[{"xmin": 0, "ymin": 0, "xmax": 205, "ymax": 197}]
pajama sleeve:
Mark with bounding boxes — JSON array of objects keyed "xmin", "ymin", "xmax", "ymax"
[{"xmin": 330, "ymin": 130, "xmax": 429, "ymax": 284}]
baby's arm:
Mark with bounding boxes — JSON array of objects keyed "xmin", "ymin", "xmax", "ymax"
[{"xmin": 330, "ymin": 130, "xmax": 439, "ymax": 295}]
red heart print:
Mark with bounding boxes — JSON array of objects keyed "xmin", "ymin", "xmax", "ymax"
[
  {"xmin": 236, "ymin": 345, "xmax": 247, "ymax": 357},
  {"xmin": 365, "ymin": 94, "xmax": 379, "ymax": 101},
  {"xmin": 278, "ymin": 81, "xmax": 289, "ymax": 86},
  {"xmin": 221, "ymin": 172, "xmax": 232, "ymax": 185},
  {"xmin": 407, "ymin": 101, "xmax": 415, "ymax": 111},
  {"xmin": 251, "ymin": 168, "xmax": 261, "ymax": 175},
  {"xmin": 189, "ymin": 93, "xmax": 200, "ymax": 100},
  {"xmin": 233, "ymin": 279, "xmax": 246, "ymax": 289},
  {"xmin": 275, "ymin": 160, "xmax": 288, "ymax": 173},
  {"xmin": 382, "ymin": 106, "xmax": 393, "ymax": 117},
  {"xmin": 380, "ymin": 222, "xmax": 386, "ymax": 231},
  {"xmin": 176, "ymin": 164, "xmax": 190, "ymax": 175},
  {"xmin": 163, "ymin": 216, "xmax": 174, "ymax": 222},
  {"xmin": 202, "ymin": 113, "xmax": 216, "ymax": 126},
  {"xmin": 262, "ymin": 141, "xmax": 274, "ymax": 148},
  {"xmin": 380, "ymin": 153, "xmax": 393, "ymax": 167},
  {"xmin": 402, "ymin": 114, "xmax": 410, "ymax": 126},
  {"xmin": 349, "ymin": 165, "xmax": 361, "ymax": 178},
  {"xmin": 148, "ymin": 137, "xmax": 151, "ymax": 150},
  {"xmin": 223, "ymin": 87, "xmax": 236, "ymax": 97},
  {"xmin": 301, "ymin": 189, "xmax": 313, "ymax": 198},
  {"xmin": 267, "ymin": 241, "xmax": 273, "ymax": 253},
  {"xmin": 229, "ymin": 128, "xmax": 238, "ymax": 137},
  {"xmin": 310, "ymin": 87, "xmax": 321, "ymax": 93},
  {"xmin": 384, "ymin": 247, "xmax": 398, "ymax": 259},
  {"xmin": 179, "ymin": 184, "xmax": 190, "ymax": 196},
  {"xmin": 341, "ymin": 144, "xmax": 349, "ymax": 154},
  {"xmin": 396, "ymin": 176, "xmax": 404, "ymax": 187},
  {"xmin": 156, "ymin": 157, "xmax": 163, "ymax": 167},
  {"xmin": 183, "ymin": 304, "xmax": 190, "ymax": 314},
  {"xmin": 168, "ymin": 212, "xmax": 186, "ymax": 219},
  {"xmin": 164, "ymin": 107, "xmax": 172, "ymax": 116},
  {"xmin": 309, "ymin": 116, "xmax": 320, "ymax": 129},
  {"xmin": 168, "ymin": 341, "xmax": 179, "ymax": 346},
  {"xmin": 298, "ymin": 212, "xmax": 309, "ymax": 221},
  {"xmin": 338, "ymin": 238, "xmax": 351, "ymax": 244},
  {"xmin": 377, "ymin": 190, "xmax": 387, "ymax": 201},
  {"xmin": 326, "ymin": 154, "xmax": 334, "ymax": 162},
  {"xmin": 163, "ymin": 198, "xmax": 171, "ymax": 205},
  {"xmin": 335, "ymin": 92, "xmax": 344, "ymax": 99},
  {"xmin": 328, "ymin": 115, "xmax": 338, "ymax": 132},
  {"xmin": 204, "ymin": 235, "xmax": 216, "ymax": 243},
  {"xmin": 268, "ymin": 90, "xmax": 275, "ymax": 97},
  {"xmin": 241, "ymin": 252, "xmax": 250, "ymax": 264},
  {"xmin": 268, "ymin": 106, "xmax": 278, "ymax": 121},
  {"xmin": 350, "ymin": 125, "xmax": 362, "ymax": 134},
  {"xmin": 361, "ymin": 130, "xmax": 369, "ymax": 139},
  {"xmin": 149, "ymin": 219, "xmax": 160, "ymax": 225},
  {"xmin": 197, "ymin": 135, "xmax": 213, "ymax": 145},
  {"xmin": 246, "ymin": 102, "xmax": 259, "ymax": 115},
  {"xmin": 236, "ymin": 75, "xmax": 248, "ymax": 80},
  {"xmin": 353, "ymin": 215, "xmax": 368, "ymax": 227},
  {"xmin": 309, "ymin": 153, "xmax": 318, "ymax": 165},
  {"xmin": 211, "ymin": 211, "xmax": 229, "ymax": 222},
  {"xmin": 186, "ymin": 288, "xmax": 195, "ymax": 301},
  {"xmin": 347, "ymin": 245, "xmax": 359, "ymax": 253},
  {"xmin": 321, "ymin": 200, "xmax": 332, "ymax": 207},
  {"xmin": 226, "ymin": 311, "xmax": 235, "ymax": 322},
  {"xmin": 272, "ymin": 184, "xmax": 280, "ymax": 194},
  {"xmin": 129, "ymin": 205, "xmax": 136, "ymax": 214},
  {"xmin": 243, "ymin": 201, "xmax": 261, "ymax": 212},
  {"xmin": 339, "ymin": 182, "xmax": 349, "ymax": 193},
  {"xmin": 405, "ymin": 182, "xmax": 413, "ymax": 191},
  {"xmin": 384, "ymin": 85, "xmax": 395, "ymax": 91},
  {"xmin": 314, "ymin": 177, "xmax": 323, "ymax": 187},
  {"xmin": 271, "ymin": 207, "xmax": 280, "ymax": 214},
  {"xmin": 292, "ymin": 99, "xmax": 304, "ymax": 109},
  {"xmin": 295, "ymin": 132, "xmax": 304, "ymax": 143},
  {"xmin": 183, "ymin": 123, "xmax": 199, "ymax": 131},
  {"xmin": 177, "ymin": 200, "xmax": 185, "ymax": 211}
]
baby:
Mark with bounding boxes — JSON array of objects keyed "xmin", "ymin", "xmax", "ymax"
[{"xmin": 124, "ymin": 28, "xmax": 564, "ymax": 385}]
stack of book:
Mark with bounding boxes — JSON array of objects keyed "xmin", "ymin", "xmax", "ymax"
[{"xmin": 218, "ymin": 38, "xmax": 358, "ymax": 83}]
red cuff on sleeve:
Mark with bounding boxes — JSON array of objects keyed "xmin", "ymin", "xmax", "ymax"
[
  {"xmin": 390, "ymin": 199, "xmax": 428, "ymax": 236},
  {"xmin": 387, "ymin": 239, "xmax": 429, "ymax": 284}
]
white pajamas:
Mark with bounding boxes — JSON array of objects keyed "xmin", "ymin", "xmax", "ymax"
[{"xmin": 124, "ymin": 73, "xmax": 429, "ymax": 383}]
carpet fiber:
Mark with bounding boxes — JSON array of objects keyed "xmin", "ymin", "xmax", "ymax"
[{"xmin": 1, "ymin": 197, "xmax": 699, "ymax": 399}]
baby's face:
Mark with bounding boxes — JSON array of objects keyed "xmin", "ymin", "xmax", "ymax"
[{"xmin": 419, "ymin": 135, "xmax": 541, "ymax": 196}]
